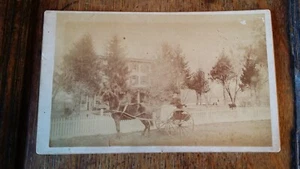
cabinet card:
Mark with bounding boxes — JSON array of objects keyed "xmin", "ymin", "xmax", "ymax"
[{"xmin": 37, "ymin": 10, "xmax": 280, "ymax": 154}]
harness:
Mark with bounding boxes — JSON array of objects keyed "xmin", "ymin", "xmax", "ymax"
[
  {"xmin": 111, "ymin": 103, "xmax": 152, "ymax": 121},
  {"xmin": 122, "ymin": 104, "xmax": 128, "ymax": 113}
]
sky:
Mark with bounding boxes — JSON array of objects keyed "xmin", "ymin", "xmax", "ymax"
[{"xmin": 55, "ymin": 12, "xmax": 266, "ymax": 73}]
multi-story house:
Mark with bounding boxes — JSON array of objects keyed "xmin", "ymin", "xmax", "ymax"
[
  {"xmin": 127, "ymin": 58, "xmax": 152, "ymax": 103},
  {"xmin": 80, "ymin": 57, "xmax": 153, "ymax": 111}
]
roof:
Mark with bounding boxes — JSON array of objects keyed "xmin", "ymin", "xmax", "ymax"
[
  {"xmin": 126, "ymin": 57, "xmax": 154, "ymax": 63},
  {"xmin": 97, "ymin": 55, "xmax": 154, "ymax": 63}
]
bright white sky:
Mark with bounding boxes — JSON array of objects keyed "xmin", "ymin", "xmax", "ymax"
[{"xmin": 56, "ymin": 12, "xmax": 265, "ymax": 74}]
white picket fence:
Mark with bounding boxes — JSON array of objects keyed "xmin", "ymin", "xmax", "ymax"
[
  {"xmin": 50, "ymin": 114, "xmax": 145, "ymax": 140},
  {"xmin": 159, "ymin": 105, "xmax": 271, "ymax": 125},
  {"xmin": 51, "ymin": 106, "xmax": 271, "ymax": 140},
  {"xmin": 190, "ymin": 107, "xmax": 271, "ymax": 125}
]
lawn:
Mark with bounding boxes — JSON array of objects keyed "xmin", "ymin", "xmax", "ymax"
[{"xmin": 50, "ymin": 120, "xmax": 272, "ymax": 147}]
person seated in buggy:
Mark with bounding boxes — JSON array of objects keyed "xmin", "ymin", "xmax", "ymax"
[{"xmin": 170, "ymin": 93, "xmax": 189, "ymax": 121}]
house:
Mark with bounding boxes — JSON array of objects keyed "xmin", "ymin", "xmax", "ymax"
[
  {"xmin": 127, "ymin": 58, "xmax": 153, "ymax": 103},
  {"xmin": 127, "ymin": 57, "xmax": 152, "ymax": 88},
  {"xmin": 80, "ymin": 57, "xmax": 153, "ymax": 111}
]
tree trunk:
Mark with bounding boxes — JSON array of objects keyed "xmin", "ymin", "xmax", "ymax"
[
  {"xmin": 233, "ymin": 88, "xmax": 240, "ymax": 104},
  {"xmin": 87, "ymin": 95, "xmax": 90, "ymax": 111},
  {"xmin": 51, "ymin": 87, "xmax": 59, "ymax": 112},
  {"xmin": 223, "ymin": 85, "xmax": 226, "ymax": 105},
  {"xmin": 233, "ymin": 91, "xmax": 237, "ymax": 103},
  {"xmin": 52, "ymin": 86, "xmax": 60, "ymax": 102},
  {"xmin": 254, "ymin": 88, "xmax": 259, "ymax": 106},
  {"xmin": 233, "ymin": 76, "xmax": 239, "ymax": 104},
  {"xmin": 225, "ymin": 87, "xmax": 234, "ymax": 104},
  {"xmin": 196, "ymin": 91, "xmax": 199, "ymax": 105},
  {"xmin": 78, "ymin": 92, "xmax": 82, "ymax": 112},
  {"xmin": 199, "ymin": 93, "xmax": 202, "ymax": 105}
]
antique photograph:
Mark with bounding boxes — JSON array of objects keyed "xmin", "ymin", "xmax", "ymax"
[{"xmin": 37, "ymin": 10, "xmax": 279, "ymax": 154}]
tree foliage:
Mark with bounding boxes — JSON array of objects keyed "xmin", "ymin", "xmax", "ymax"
[
  {"xmin": 102, "ymin": 36, "xmax": 129, "ymax": 104},
  {"xmin": 147, "ymin": 43, "xmax": 190, "ymax": 104},
  {"xmin": 239, "ymin": 45, "xmax": 269, "ymax": 106},
  {"xmin": 210, "ymin": 52, "xmax": 234, "ymax": 103},
  {"xmin": 187, "ymin": 69, "xmax": 210, "ymax": 105},
  {"xmin": 52, "ymin": 34, "xmax": 103, "ymax": 112},
  {"xmin": 210, "ymin": 52, "xmax": 241, "ymax": 104},
  {"xmin": 252, "ymin": 20, "xmax": 267, "ymax": 68},
  {"xmin": 239, "ymin": 47, "xmax": 260, "ymax": 92},
  {"xmin": 53, "ymin": 34, "xmax": 102, "ymax": 98},
  {"xmin": 210, "ymin": 52, "xmax": 235, "ymax": 85}
]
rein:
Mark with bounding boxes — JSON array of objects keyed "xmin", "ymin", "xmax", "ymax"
[
  {"xmin": 122, "ymin": 112, "xmax": 151, "ymax": 121},
  {"xmin": 110, "ymin": 104, "xmax": 152, "ymax": 121},
  {"xmin": 122, "ymin": 104, "xmax": 128, "ymax": 113}
]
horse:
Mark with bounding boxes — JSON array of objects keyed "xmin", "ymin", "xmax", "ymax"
[{"xmin": 104, "ymin": 93, "xmax": 153, "ymax": 138}]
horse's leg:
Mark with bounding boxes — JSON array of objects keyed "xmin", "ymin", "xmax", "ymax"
[
  {"xmin": 114, "ymin": 119, "xmax": 121, "ymax": 139},
  {"xmin": 143, "ymin": 120, "xmax": 151, "ymax": 137},
  {"xmin": 146, "ymin": 121, "xmax": 151, "ymax": 136},
  {"xmin": 141, "ymin": 120, "xmax": 147, "ymax": 136}
]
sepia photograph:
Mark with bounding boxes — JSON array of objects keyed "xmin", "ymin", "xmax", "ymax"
[{"xmin": 37, "ymin": 10, "xmax": 279, "ymax": 154}]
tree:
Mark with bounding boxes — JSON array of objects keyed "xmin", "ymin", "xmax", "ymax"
[
  {"xmin": 53, "ymin": 34, "xmax": 102, "ymax": 111},
  {"xmin": 252, "ymin": 20, "xmax": 267, "ymax": 68},
  {"xmin": 52, "ymin": 68, "xmax": 70, "ymax": 101},
  {"xmin": 172, "ymin": 45, "xmax": 191, "ymax": 92},
  {"xmin": 239, "ymin": 45, "xmax": 269, "ymax": 106},
  {"xmin": 225, "ymin": 74, "xmax": 241, "ymax": 104},
  {"xmin": 210, "ymin": 52, "xmax": 235, "ymax": 104},
  {"xmin": 102, "ymin": 35, "xmax": 129, "ymax": 106},
  {"xmin": 210, "ymin": 51, "xmax": 243, "ymax": 104},
  {"xmin": 239, "ymin": 47, "xmax": 260, "ymax": 95},
  {"xmin": 147, "ymin": 43, "xmax": 190, "ymax": 105},
  {"xmin": 187, "ymin": 69, "xmax": 210, "ymax": 105}
]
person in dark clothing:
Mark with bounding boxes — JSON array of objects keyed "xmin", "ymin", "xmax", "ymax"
[
  {"xmin": 170, "ymin": 93, "xmax": 186, "ymax": 108},
  {"xmin": 170, "ymin": 93, "xmax": 187, "ymax": 120}
]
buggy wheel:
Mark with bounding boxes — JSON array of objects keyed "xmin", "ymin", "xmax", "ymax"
[
  {"xmin": 155, "ymin": 119, "xmax": 162, "ymax": 129},
  {"xmin": 165, "ymin": 114, "xmax": 194, "ymax": 136},
  {"xmin": 155, "ymin": 117, "xmax": 167, "ymax": 131}
]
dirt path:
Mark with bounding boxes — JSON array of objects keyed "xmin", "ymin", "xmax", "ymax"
[{"xmin": 51, "ymin": 120, "xmax": 272, "ymax": 147}]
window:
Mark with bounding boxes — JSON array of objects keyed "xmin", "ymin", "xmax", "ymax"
[
  {"xmin": 131, "ymin": 62, "xmax": 139, "ymax": 72},
  {"xmin": 130, "ymin": 75, "xmax": 139, "ymax": 86},
  {"xmin": 140, "ymin": 76, "xmax": 149, "ymax": 85}
]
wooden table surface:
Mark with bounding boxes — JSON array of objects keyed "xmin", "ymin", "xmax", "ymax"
[{"xmin": 0, "ymin": 0, "xmax": 293, "ymax": 168}]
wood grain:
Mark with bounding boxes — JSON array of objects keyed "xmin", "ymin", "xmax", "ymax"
[{"xmin": 0, "ymin": 0, "xmax": 293, "ymax": 168}]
